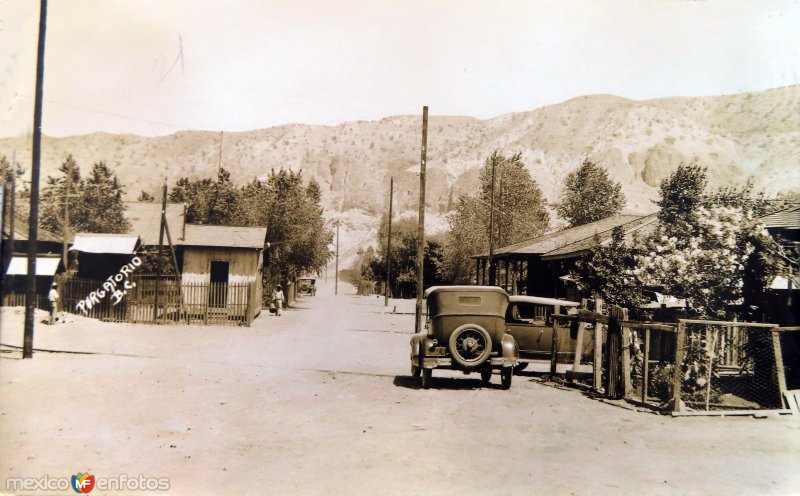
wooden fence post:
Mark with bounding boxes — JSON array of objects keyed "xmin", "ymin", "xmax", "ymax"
[
  {"xmin": 571, "ymin": 298, "xmax": 588, "ymax": 382},
  {"xmin": 772, "ymin": 327, "xmax": 788, "ymax": 407},
  {"xmin": 642, "ymin": 328, "xmax": 651, "ymax": 403},
  {"xmin": 621, "ymin": 307, "xmax": 633, "ymax": 398},
  {"xmin": 593, "ymin": 297, "xmax": 604, "ymax": 391},
  {"xmin": 550, "ymin": 305, "xmax": 561, "ymax": 377},
  {"xmin": 672, "ymin": 321, "xmax": 687, "ymax": 412},
  {"xmin": 606, "ymin": 305, "xmax": 623, "ymax": 399}
]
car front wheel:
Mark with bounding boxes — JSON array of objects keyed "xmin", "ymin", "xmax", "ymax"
[{"xmin": 501, "ymin": 367, "xmax": 512, "ymax": 390}]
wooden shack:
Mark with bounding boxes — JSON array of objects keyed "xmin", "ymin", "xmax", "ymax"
[{"xmin": 179, "ymin": 224, "xmax": 267, "ymax": 324}]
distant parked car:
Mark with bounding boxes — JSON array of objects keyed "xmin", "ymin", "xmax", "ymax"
[
  {"xmin": 410, "ymin": 286, "xmax": 519, "ymax": 389},
  {"xmin": 298, "ymin": 278, "xmax": 316, "ymax": 296},
  {"xmin": 504, "ymin": 295, "xmax": 582, "ymax": 372}
]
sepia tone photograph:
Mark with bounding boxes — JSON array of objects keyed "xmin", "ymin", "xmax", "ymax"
[{"xmin": 1, "ymin": 1, "xmax": 799, "ymax": 494}]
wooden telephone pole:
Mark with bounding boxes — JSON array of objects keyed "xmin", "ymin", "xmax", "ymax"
[
  {"xmin": 488, "ymin": 155, "xmax": 497, "ymax": 286},
  {"xmin": 334, "ymin": 220, "xmax": 340, "ymax": 296},
  {"xmin": 384, "ymin": 176, "xmax": 393, "ymax": 306},
  {"xmin": 23, "ymin": 0, "xmax": 48, "ymax": 359},
  {"xmin": 414, "ymin": 106, "xmax": 428, "ymax": 334}
]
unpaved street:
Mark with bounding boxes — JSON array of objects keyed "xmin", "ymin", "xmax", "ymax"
[{"xmin": 1, "ymin": 280, "xmax": 799, "ymax": 495}]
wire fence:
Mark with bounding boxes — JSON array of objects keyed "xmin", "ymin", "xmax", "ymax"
[{"xmin": 549, "ymin": 301, "xmax": 796, "ymax": 415}]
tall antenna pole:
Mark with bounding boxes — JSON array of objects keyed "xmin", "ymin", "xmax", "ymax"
[
  {"xmin": 415, "ymin": 106, "xmax": 428, "ymax": 334},
  {"xmin": 488, "ymin": 155, "xmax": 496, "ymax": 286},
  {"xmin": 384, "ymin": 176, "xmax": 393, "ymax": 306},
  {"xmin": 23, "ymin": 0, "xmax": 48, "ymax": 359}
]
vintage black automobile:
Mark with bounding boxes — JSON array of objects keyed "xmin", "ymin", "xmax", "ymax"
[
  {"xmin": 410, "ymin": 286, "xmax": 519, "ymax": 389},
  {"xmin": 298, "ymin": 278, "xmax": 316, "ymax": 296}
]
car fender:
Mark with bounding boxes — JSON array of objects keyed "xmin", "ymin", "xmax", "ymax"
[
  {"xmin": 410, "ymin": 334, "xmax": 436, "ymax": 358},
  {"xmin": 501, "ymin": 332, "xmax": 519, "ymax": 360}
]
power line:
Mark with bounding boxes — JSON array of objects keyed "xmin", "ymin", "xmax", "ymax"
[{"xmin": 18, "ymin": 95, "xmax": 197, "ymax": 131}]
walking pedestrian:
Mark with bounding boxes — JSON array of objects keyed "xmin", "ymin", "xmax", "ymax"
[
  {"xmin": 48, "ymin": 282, "xmax": 59, "ymax": 324},
  {"xmin": 272, "ymin": 284, "xmax": 285, "ymax": 316}
]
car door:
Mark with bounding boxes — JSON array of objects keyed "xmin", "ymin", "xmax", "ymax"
[{"xmin": 506, "ymin": 302, "xmax": 553, "ymax": 355}]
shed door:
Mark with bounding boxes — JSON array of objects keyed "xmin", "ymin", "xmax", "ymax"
[{"xmin": 209, "ymin": 261, "xmax": 229, "ymax": 307}]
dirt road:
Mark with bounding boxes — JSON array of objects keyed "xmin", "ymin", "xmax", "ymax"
[{"xmin": 1, "ymin": 280, "xmax": 799, "ymax": 495}]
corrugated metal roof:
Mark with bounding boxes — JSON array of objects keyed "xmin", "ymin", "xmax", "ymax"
[
  {"xmin": 475, "ymin": 214, "xmax": 645, "ymax": 259},
  {"xmin": 542, "ymin": 213, "xmax": 659, "ymax": 260},
  {"xmin": 124, "ymin": 201, "xmax": 186, "ymax": 245},
  {"xmin": 761, "ymin": 205, "xmax": 800, "ymax": 230},
  {"xmin": 5, "ymin": 256, "xmax": 61, "ymax": 276},
  {"xmin": 181, "ymin": 224, "xmax": 267, "ymax": 249},
  {"xmin": 70, "ymin": 233, "xmax": 140, "ymax": 254}
]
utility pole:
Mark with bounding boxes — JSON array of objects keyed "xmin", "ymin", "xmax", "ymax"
[
  {"xmin": 62, "ymin": 159, "xmax": 72, "ymax": 268},
  {"xmin": 415, "ymin": 106, "xmax": 428, "ymax": 334},
  {"xmin": 217, "ymin": 131, "xmax": 223, "ymax": 176},
  {"xmin": 384, "ymin": 176, "xmax": 393, "ymax": 306},
  {"xmin": 23, "ymin": 0, "xmax": 48, "ymax": 359},
  {"xmin": 153, "ymin": 182, "xmax": 167, "ymax": 323},
  {"xmin": 334, "ymin": 221, "xmax": 339, "ymax": 296},
  {"xmin": 488, "ymin": 155, "xmax": 496, "ymax": 286}
]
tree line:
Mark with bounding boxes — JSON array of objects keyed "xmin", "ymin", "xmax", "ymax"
[
  {"xmin": 352, "ymin": 151, "xmax": 790, "ymax": 321},
  {"xmin": 2, "ymin": 154, "xmax": 332, "ymax": 284},
  {"xmin": 351, "ymin": 152, "xmax": 626, "ymax": 295}
]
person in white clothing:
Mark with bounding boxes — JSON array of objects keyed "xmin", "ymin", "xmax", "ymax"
[
  {"xmin": 272, "ymin": 284, "xmax": 285, "ymax": 316},
  {"xmin": 47, "ymin": 282, "xmax": 59, "ymax": 324}
]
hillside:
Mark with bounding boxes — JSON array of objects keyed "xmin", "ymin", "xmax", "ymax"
[{"xmin": 2, "ymin": 85, "xmax": 798, "ymax": 264}]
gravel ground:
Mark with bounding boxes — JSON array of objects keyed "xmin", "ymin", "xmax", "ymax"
[{"xmin": 1, "ymin": 279, "xmax": 799, "ymax": 495}]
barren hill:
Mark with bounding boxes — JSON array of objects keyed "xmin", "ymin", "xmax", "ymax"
[{"xmin": 2, "ymin": 86, "xmax": 798, "ymax": 264}]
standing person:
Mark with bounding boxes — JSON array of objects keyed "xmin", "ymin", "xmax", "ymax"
[
  {"xmin": 48, "ymin": 282, "xmax": 59, "ymax": 324},
  {"xmin": 272, "ymin": 284, "xmax": 285, "ymax": 316}
]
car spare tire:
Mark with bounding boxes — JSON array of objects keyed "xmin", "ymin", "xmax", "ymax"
[{"xmin": 448, "ymin": 324, "xmax": 492, "ymax": 368}]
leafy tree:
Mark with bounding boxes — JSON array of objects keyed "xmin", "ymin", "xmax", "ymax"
[
  {"xmin": 655, "ymin": 163, "xmax": 707, "ymax": 242},
  {"xmin": 439, "ymin": 196, "xmax": 485, "ymax": 284},
  {"xmin": 440, "ymin": 151, "xmax": 549, "ymax": 283},
  {"xmin": 246, "ymin": 169, "xmax": 332, "ymax": 281},
  {"xmin": 572, "ymin": 226, "xmax": 644, "ymax": 309},
  {"xmin": 367, "ymin": 215, "xmax": 444, "ymax": 297},
  {"xmin": 637, "ymin": 169, "xmax": 787, "ymax": 320},
  {"xmin": 555, "ymin": 159, "xmax": 626, "ymax": 226}
]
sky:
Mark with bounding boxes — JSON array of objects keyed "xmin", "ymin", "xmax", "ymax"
[{"xmin": 1, "ymin": 0, "xmax": 799, "ymax": 138}]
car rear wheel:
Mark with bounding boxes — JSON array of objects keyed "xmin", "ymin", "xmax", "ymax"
[
  {"xmin": 421, "ymin": 368, "xmax": 432, "ymax": 389},
  {"xmin": 501, "ymin": 367, "xmax": 512, "ymax": 390},
  {"xmin": 513, "ymin": 362, "xmax": 528, "ymax": 374},
  {"xmin": 448, "ymin": 324, "xmax": 492, "ymax": 368},
  {"xmin": 411, "ymin": 344, "xmax": 421, "ymax": 377}
]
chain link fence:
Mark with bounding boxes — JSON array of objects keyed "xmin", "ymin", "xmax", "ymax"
[{"xmin": 631, "ymin": 320, "xmax": 787, "ymax": 412}]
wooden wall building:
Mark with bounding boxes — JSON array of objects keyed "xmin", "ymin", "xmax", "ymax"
[{"xmin": 179, "ymin": 224, "xmax": 268, "ymax": 324}]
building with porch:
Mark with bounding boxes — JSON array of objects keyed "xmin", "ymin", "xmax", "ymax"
[{"xmin": 473, "ymin": 214, "xmax": 658, "ymax": 299}]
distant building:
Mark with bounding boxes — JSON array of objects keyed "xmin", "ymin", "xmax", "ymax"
[{"xmin": 760, "ymin": 204, "xmax": 799, "ymax": 326}]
